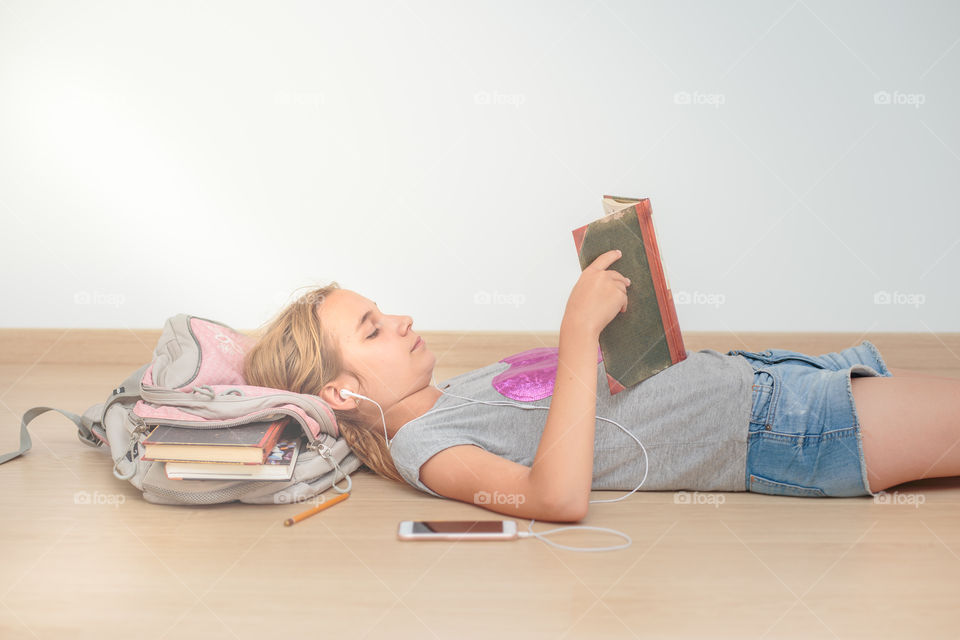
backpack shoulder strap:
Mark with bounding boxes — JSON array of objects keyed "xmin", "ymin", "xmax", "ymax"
[
  {"xmin": 1, "ymin": 363, "xmax": 150, "ymax": 465},
  {"xmin": 0, "ymin": 406, "xmax": 95, "ymax": 464}
]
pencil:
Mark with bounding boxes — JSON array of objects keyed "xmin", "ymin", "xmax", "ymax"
[{"xmin": 283, "ymin": 491, "xmax": 349, "ymax": 526}]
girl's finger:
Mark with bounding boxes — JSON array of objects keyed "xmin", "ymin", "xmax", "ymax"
[{"xmin": 588, "ymin": 249, "xmax": 623, "ymax": 271}]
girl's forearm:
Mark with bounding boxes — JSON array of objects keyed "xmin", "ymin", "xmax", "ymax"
[{"xmin": 528, "ymin": 320, "xmax": 599, "ymax": 519}]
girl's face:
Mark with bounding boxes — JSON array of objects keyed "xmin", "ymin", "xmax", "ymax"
[{"xmin": 318, "ymin": 288, "xmax": 436, "ymax": 414}]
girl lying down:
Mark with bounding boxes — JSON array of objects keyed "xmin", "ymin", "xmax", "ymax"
[{"xmin": 242, "ymin": 250, "xmax": 960, "ymax": 522}]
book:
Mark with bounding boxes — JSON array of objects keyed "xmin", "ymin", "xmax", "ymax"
[
  {"xmin": 141, "ymin": 416, "xmax": 291, "ymax": 464},
  {"xmin": 571, "ymin": 195, "xmax": 686, "ymax": 395},
  {"xmin": 164, "ymin": 433, "xmax": 303, "ymax": 480}
]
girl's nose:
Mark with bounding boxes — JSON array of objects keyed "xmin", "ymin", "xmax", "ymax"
[{"xmin": 394, "ymin": 314, "xmax": 413, "ymax": 333}]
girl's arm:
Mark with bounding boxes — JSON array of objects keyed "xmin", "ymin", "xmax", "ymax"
[
  {"xmin": 418, "ymin": 249, "xmax": 628, "ymax": 522},
  {"xmin": 527, "ymin": 319, "xmax": 600, "ymax": 520},
  {"xmin": 419, "ymin": 443, "xmax": 587, "ymax": 522},
  {"xmin": 528, "ymin": 249, "xmax": 630, "ymax": 519},
  {"xmin": 417, "ymin": 322, "xmax": 603, "ymax": 522}
]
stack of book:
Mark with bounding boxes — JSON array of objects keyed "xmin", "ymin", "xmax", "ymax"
[{"xmin": 141, "ymin": 416, "xmax": 302, "ymax": 481}]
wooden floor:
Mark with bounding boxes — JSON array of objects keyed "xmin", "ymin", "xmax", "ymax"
[{"xmin": 1, "ymin": 329, "xmax": 959, "ymax": 639}]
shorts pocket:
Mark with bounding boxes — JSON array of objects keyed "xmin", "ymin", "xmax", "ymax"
[
  {"xmin": 748, "ymin": 473, "xmax": 827, "ymax": 497},
  {"xmin": 750, "ymin": 370, "xmax": 775, "ymax": 426}
]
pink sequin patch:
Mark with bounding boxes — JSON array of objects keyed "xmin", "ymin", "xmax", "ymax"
[{"xmin": 491, "ymin": 346, "xmax": 604, "ymax": 401}]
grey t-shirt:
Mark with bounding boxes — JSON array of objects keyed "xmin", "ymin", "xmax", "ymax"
[{"xmin": 388, "ymin": 348, "xmax": 755, "ymax": 497}]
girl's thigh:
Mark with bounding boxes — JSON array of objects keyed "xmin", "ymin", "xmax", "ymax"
[{"xmin": 853, "ymin": 375, "xmax": 960, "ymax": 490}]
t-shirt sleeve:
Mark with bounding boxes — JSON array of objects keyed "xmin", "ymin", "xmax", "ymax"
[{"xmin": 389, "ymin": 425, "xmax": 487, "ymax": 499}]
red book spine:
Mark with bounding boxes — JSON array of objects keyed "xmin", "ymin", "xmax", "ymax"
[
  {"xmin": 255, "ymin": 418, "xmax": 289, "ymax": 462},
  {"xmin": 634, "ymin": 201, "xmax": 686, "ymax": 365}
]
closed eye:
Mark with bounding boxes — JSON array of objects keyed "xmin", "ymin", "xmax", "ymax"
[{"xmin": 367, "ymin": 328, "xmax": 380, "ymax": 339}]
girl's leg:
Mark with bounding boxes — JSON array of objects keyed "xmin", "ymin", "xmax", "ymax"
[{"xmin": 851, "ymin": 376, "xmax": 960, "ymax": 492}]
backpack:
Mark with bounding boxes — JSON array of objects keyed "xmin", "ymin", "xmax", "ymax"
[{"xmin": 0, "ymin": 314, "xmax": 362, "ymax": 505}]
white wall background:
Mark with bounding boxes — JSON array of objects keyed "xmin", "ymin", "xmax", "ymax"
[{"xmin": 1, "ymin": 1, "xmax": 958, "ymax": 333}]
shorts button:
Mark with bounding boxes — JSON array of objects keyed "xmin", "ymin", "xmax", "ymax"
[{"xmin": 764, "ymin": 424, "xmax": 771, "ymax": 430}]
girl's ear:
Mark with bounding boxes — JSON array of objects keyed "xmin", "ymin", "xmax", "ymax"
[{"xmin": 321, "ymin": 376, "xmax": 360, "ymax": 411}]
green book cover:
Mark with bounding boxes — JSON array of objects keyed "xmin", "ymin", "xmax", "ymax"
[{"xmin": 571, "ymin": 196, "xmax": 686, "ymax": 394}]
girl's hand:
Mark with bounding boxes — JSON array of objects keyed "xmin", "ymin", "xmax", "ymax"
[{"xmin": 562, "ymin": 249, "xmax": 631, "ymax": 339}]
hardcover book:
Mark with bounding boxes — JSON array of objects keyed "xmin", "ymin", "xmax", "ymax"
[
  {"xmin": 571, "ymin": 196, "xmax": 686, "ymax": 395},
  {"xmin": 164, "ymin": 433, "xmax": 302, "ymax": 480},
  {"xmin": 141, "ymin": 416, "xmax": 291, "ymax": 464}
]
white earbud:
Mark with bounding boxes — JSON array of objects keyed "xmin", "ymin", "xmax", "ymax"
[{"xmin": 338, "ymin": 389, "xmax": 389, "ymax": 447}]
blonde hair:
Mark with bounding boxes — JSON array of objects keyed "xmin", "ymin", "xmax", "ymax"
[{"xmin": 241, "ymin": 282, "xmax": 404, "ymax": 484}]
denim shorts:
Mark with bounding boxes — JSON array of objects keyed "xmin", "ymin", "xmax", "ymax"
[{"xmin": 726, "ymin": 340, "xmax": 892, "ymax": 498}]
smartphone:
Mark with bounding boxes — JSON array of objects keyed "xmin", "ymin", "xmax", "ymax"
[{"xmin": 397, "ymin": 520, "xmax": 518, "ymax": 541}]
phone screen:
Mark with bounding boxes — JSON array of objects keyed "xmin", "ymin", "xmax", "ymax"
[{"xmin": 411, "ymin": 520, "xmax": 504, "ymax": 534}]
